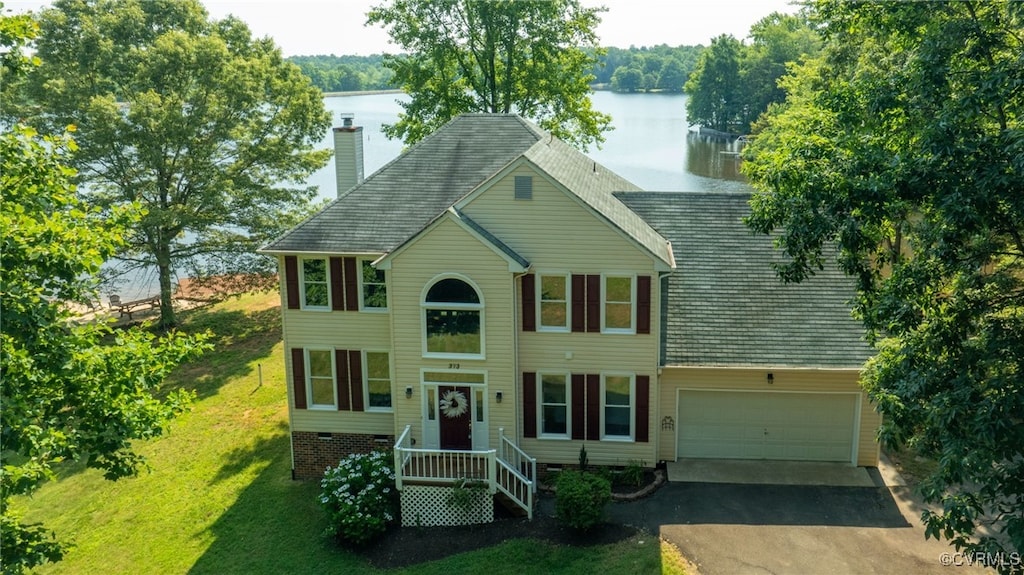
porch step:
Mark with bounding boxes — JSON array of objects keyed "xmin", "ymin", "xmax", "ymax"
[{"xmin": 494, "ymin": 491, "xmax": 531, "ymax": 518}]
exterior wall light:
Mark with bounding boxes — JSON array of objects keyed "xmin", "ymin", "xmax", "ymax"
[
  {"xmin": 495, "ymin": 391, "xmax": 503, "ymax": 403},
  {"xmin": 405, "ymin": 386, "xmax": 413, "ymax": 398},
  {"xmin": 767, "ymin": 372, "xmax": 774, "ymax": 385}
]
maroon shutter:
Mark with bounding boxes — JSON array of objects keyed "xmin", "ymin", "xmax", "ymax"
[
  {"xmin": 522, "ymin": 274, "xmax": 536, "ymax": 332},
  {"xmin": 523, "ymin": 372, "xmax": 537, "ymax": 438},
  {"xmin": 571, "ymin": 274, "xmax": 586, "ymax": 332},
  {"xmin": 586, "ymin": 374, "xmax": 600, "ymax": 440},
  {"xmin": 290, "ymin": 348, "xmax": 307, "ymax": 409},
  {"xmin": 635, "ymin": 375, "xmax": 650, "ymax": 442},
  {"xmin": 344, "ymin": 257, "xmax": 359, "ymax": 311},
  {"xmin": 336, "ymin": 349, "xmax": 351, "ymax": 411},
  {"xmin": 637, "ymin": 275, "xmax": 652, "ymax": 334},
  {"xmin": 330, "ymin": 257, "xmax": 345, "ymax": 311},
  {"xmin": 571, "ymin": 374, "xmax": 585, "ymax": 440},
  {"xmin": 586, "ymin": 275, "xmax": 601, "ymax": 333},
  {"xmin": 348, "ymin": 350, "xmax": 364, "ymax": 411},
  {"xmin": 284, "ymin": 256, "xmax": 300, "ymax": 309}
]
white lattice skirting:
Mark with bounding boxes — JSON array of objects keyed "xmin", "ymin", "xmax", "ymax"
[{"xmin": 400, "ymin": 485, "xmax": 494, "ymax": 527}]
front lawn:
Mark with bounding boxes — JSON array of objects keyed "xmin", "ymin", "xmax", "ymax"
[{"xmin": 15, "ymin": 292, "xmax": 689, "ymax": 574}]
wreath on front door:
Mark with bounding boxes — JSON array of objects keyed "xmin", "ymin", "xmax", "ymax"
[{"xmin": 439, "ymin": 389, "xmax": 468, "ymax": 419}]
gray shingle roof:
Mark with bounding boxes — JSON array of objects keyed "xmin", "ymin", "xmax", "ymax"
[
  {"xmin": 263, "ymin": 114, "xmax": 547, "ymax": 254},
  {"xmin": 616, "ymin": 191, "xmax": 874, "ymax": 368},
  {"xmin": 262, "ymin": 114, "xmax": 672, "ymax": 269}
]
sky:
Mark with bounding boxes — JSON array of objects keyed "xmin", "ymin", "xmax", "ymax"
[{"xmin": 6, "ymin": 0, "xmax": 800, "ymax": 57}]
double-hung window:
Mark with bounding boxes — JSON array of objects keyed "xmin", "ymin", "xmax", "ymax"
[
  {"xmin": 423, "ymin": 277, "xmax": 484, "ymax": 358},
  {"xmin": 361, "ymin": 260, "xmax": 387, "ymax": 310},
  {"xmin": 306, "ymin": 349, "xmax": 336, "ymax": 408},
  {"xmin": 301, "ymin": 258, "xmax": 329, "ymax": 309},
  {"xmin": 364, "ymin": 351, "xmax": 392, "ymax": 410},
  {"xmin": 602, "ymin": 373, "xmax": 634, "ymax": 439},
  {"xmin": 539, "ymin": 373, "xmax": 569, "ymax": 437},
  {"xmin": 602, "ymin": 275, "xmax": 635, "ymax": 333},
  {"xmin": 538, "ymin": 274, "xmax": 569, "ymax": 331}
]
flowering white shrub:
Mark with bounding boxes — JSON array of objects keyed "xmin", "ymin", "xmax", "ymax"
[{"xmin": 319, "ymin": 450, "xmax": 398, "ymax": 546}]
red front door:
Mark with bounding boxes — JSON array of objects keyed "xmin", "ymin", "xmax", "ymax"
[{"xmin": 438, "ymin": 386, "xmax": 472, "ymax": 450}]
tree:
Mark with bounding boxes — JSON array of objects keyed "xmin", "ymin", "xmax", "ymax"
[
  {"xmin": 1, "ymin": 15, "xmax": 210, "ymax": 572},
  {"xmin": 366, "ymin": 0, "xmax": 612, "ymax": 148},
  {"xmin": 739, "ymin": 12, "xmax": 821, "ymax": 129},
  {"xmin": 610, "ymin": 65, "xmax": 643, "ymax": 93},
  {"xmin": 684, "ymin": 34, "xmax": 743, "ymax": 133},
  {"xmin": 656, "ymin": 57, "xmax": 688, "ymax": 92},
  {"xmin": 743, "ymin": 1, "xmax": 1023, "ymax": 567},
  {"xmin": 11, "ymin": 0, "xmax": 332, "ymax": 328}
]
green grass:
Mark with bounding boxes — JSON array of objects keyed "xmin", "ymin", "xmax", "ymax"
[{"xmin": 15, "ymin": 293, "xmax": 688, "ymax": 574}]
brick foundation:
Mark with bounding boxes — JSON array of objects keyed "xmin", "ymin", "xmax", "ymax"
[{"xmin": 292, "ymin": 431, "xmax": 395, "ymax": 480}]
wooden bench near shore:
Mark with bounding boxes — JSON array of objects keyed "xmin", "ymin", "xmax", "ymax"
[{"xmin": 108, "ymin": 294, "xmax": 160, "ymax": 320}]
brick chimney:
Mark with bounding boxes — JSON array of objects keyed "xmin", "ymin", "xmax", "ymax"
[{"xmin": 333, "ymin": 113, "xmax": 364, "ymax": 197}]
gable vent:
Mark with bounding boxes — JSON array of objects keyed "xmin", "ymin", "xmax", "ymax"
[{"xmin": 514, "ymin": 175, "xmax": 533, "ymax": 200}]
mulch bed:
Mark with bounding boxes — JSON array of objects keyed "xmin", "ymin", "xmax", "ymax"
[
  {"xmin": 352, "ymin": 468, "xmax": 665, "ymax": 569},
  {"xmin": 357, "ymin": 512, "xmax": 640, "ymax": 569}
]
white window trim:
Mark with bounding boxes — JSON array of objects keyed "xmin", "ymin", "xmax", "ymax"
[
  {"xmin": 600, "ymin": 274, "xmax": 636, "ymax": 334},
  {"xmin": 299, "ymin": 257, "xmax": 331, "ymax": 311},
  {"xmin": 420, "ymin": 274, "xmax": 486, "ymax": 360},
  {"xmin": 362, "ymin": 350, "xmax": 393, "ymax": 412},
  {"xmin": 358, "ymin": 259, "xmax": 389, "ymax": 312},
  {"xmin": 537, "ymin": 371, "xmax": 571, "ymax": 440},
  {"xmin": 305, "ymin": 348, "xmax": 337, "ymax": 410},
  {"xmin": 600, "ymin": 372, "xmax": 635, "ymax": 441},
  {"xmin": 536, "ymin": 272, "xmax": 571, "ymax": 333}
]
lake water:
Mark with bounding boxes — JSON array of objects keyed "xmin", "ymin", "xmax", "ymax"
[
  {"xmin": 114, "ymin": 91, "xmax": 750, "ymax": 299},
  {"xmin": 309, "ymin": 91, "xmax": 751, "ymax": 201}
]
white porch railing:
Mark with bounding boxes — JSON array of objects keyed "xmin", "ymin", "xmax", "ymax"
[
  {"xmin": 496, "ymin": 427, "xmax": 536, "ymax": 519},
  {"xmin": 393, "ymin": 425, "xmax": 536, "ymax": 519}
]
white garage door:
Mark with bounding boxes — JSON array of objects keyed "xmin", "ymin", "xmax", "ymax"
[{"xmin": 677, "ymin": 390, "xmax": 857, "ymax": 462}]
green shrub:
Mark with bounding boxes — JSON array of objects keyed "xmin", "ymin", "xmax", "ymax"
[
  {"xmin": 555, "ymin": 470, "xmax": 611, "ymax": 531},
  {"xmin": 319, "ymin": 450, "xmax": 398, "ymax": 546},
  {"xmin": 621, "ymin": 459, "xmax": 646, "ymax": 487}
]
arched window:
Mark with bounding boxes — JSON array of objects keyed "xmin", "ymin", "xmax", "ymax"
[{"xmin": 423, "ymin": 277, "xmax": 483, "ymax": 357}]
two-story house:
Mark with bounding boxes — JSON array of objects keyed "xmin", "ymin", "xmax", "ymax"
[{"xmin": 260, "ymin": 114, "xmax": 878, "ymax": 522}]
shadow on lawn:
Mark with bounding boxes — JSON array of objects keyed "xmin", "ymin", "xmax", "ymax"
[
  {"xmin": 168, "ymin": 304, "xmax": 282, "ymax": 400},
  {"xmin": 188, "ymin": 427, "xmax": 364, "ymax": 575}
]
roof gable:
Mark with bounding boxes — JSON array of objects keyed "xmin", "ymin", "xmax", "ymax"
[
  {"xmin": 375, "ymin": 207, "xmax": 529, "ymax": 273},
  {"xmin": 454, "ymin": 150, "xmax": 674, "ymax": 270}
]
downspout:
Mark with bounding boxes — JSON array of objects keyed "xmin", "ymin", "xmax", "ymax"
[{"xmin": 511, "ymin": 268, "xmax": 530, "ymax": 450}]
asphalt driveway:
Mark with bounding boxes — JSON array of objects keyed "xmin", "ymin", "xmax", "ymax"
[{"xmin": 603, "ymin": 461, "xmax": 990, "ymax": 574}]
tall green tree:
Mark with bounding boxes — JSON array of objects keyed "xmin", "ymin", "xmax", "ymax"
[
  {"xmin": 10, "ymin": 0, "xmax": 332, "ymax": 328},
  {"xmin": 0, "ymin": 15, "xmax": 210, "ymax": 573},
  {"xmin": 744, "ymin": 1, "xmax": 1023, "ymax": 567},
  {"xmin": 684, "ymin": 34, "xmax": 743, "ymax": 133},
  {"xmin": 366, "ymin": 0, "xmax": 611, "ymax": 148},
  {"xmin": 740, "ymin": 12, "xmax": 821, "ymax": 129}
]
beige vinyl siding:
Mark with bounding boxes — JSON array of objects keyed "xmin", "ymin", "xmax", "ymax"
[
  {"xmin": 461, "ymin": 165, "xmax": 658, "ymax": 270},
  {"xmin": 658, "ymin": 367, "xmax": 880, "ymax": 467},
  {"xmin": 521, "ymin": 379, "xmax": 658, "ymax": 467},
  {"xmin": 283, "ymin": 310, "xmax": 391, "ymax": 349},
  {"xmin": 277, "ymin": 254, "xmax": 395, "ymax": 435},
  {"xmin": 388, "ymin": 218, "xmax": 516, "ymax": 449},
  {"xmin": 291, "ymin": 408, "xmax": 395, "ymax": 435},
  {"xmin": 461, "ymin": 166, "xmax": 662, "ymax": 466}
]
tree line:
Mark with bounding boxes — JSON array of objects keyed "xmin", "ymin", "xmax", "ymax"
[{"xmin": 286, "ymin": 45, "xmax": 705, "ymax": 95}]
